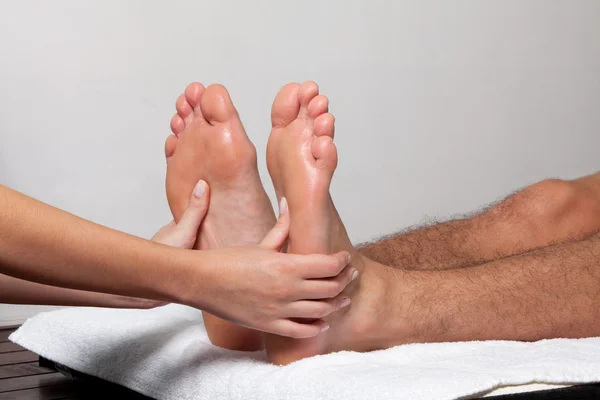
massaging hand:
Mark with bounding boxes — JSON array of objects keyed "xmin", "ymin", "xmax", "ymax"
[{"xmin": 194, "ymin": 199, "xmax": 356, "ymax": 338}]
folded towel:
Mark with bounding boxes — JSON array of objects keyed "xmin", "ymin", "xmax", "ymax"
[{"xmin": 10, "ymin": 304, "xmax": 600, "ymax": 400}]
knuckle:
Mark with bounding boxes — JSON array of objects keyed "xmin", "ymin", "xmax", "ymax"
[
  {"xmin": 307, "ymin": 304, "xmax": 329, "ymax": 319},
  {"xmin": 316, "ymin": 304, "xmax": 331, "ymax": 318},
  {"xmin": 288, "ymin": 329, "xmax": 300, "ymax": 339},
  {"xmin": 276, "ymin": 258, "xmax": 293, "ymax": 274},
  {"xmin": 289, "ymin": 327, "xmax": 307, "ymax": 339},
  {"xmin": 328, "ymin": 281, "xmax": 343, "ymax": 297},
  {"xmin": 262, "ymin": 302, "xmax": 278, "ymax": 315},
  {"xmin": 275, "ymin": 217, "xmax": 286, "ymax": 229},
  {"xmin": 274, "ymin": 284, "xmax": 291, "ymax": 300},
  {"xmin": 277, "ymin": 324, "xmax": 294, "ymax": 338},
  {"xmin": 320, "ymin": 259, "xmax": 339, "ymax": 277},
  {"xmin": 332, "ymin": 257, "xmax": 345, "ymax": 273}
]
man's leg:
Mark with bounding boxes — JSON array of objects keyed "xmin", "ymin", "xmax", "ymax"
[
  {"xmin": 401, "ymin": 230, "xmax": 600, "ymax": 343},
  {"xmin": 359, "ymin": 173, "xmax": 600, "ymax": 270},
  {"xmin": 260, "ymin": 82, "xmax": 600, "ymax": 365}
]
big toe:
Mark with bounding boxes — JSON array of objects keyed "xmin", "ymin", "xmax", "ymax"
[
  {"xmin": 271, "ymin": 82, "xmax": 301, "ymax": 128},
  {"xmin": 200, "ymin": 84, "xmax": 239, "ymax": 124}
]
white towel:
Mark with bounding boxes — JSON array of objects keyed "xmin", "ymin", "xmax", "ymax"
[{"xmin": 9, "ymin": 304, "xmax": 600, "ymax": 400}]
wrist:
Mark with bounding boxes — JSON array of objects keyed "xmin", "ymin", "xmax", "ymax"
[{"xmin": 152, "ymin": 246, "xmax": 214, "ymax": 312}]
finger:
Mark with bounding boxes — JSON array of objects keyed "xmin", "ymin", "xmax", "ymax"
[
  {"xmin": 260, "ymin": 197, "xmax": 290, "ymax": 250},
  {"xmin": 163, "ymin": 221, "xmax": 176, "ymax": 229},
  {"xmin": 299, "ymin": 251, "xmax": 351, "ymax": 279},
  {"xmin": 176, "ymin": 180, "xmax": 210, "ymax": 235},
  {"xmin": 285, "ymin": 297, "xmax": 351, "ymax": 319},
  {"xmin": 299, "ymin": 265, "xmax": 358, "ymax": 299},
  {"xmin": 267, "ymin": 319, "xmax": 330, "ymax": 339},
  {"xmin": 149, "ymin": 221, "xmax": 176, "ymax": 241}
]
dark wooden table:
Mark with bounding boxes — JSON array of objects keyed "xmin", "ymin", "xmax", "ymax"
[
  {"xmin": 0, "ymin": 326, "xmax": 151, "ymax": 399},
  {"xmin": 0, "ymin": 326, "xmax": 74, "ymax": 399},
  {"xmin": 2, "ymin": 325, "xmax": 600, "ymax": 400}
]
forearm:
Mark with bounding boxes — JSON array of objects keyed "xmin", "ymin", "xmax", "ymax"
[
  {"xmin": 0, "ymin": 185, "xmax": 200, "ymax": 305},
  {"xmin": 416, "ymin": 232, "xmax": 600, "ymax": 342},
  {"xmin": 0, "ymin": 273, "xmax": 158, "ymax": 308}
]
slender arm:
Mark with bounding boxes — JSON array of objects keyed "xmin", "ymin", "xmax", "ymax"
[
  {"xmin": 0, "ymin": 273, "xmax": 158, "ymax": 308},
  {"xmin": 0, "ymin": 185, "xmax": 196, "ymax": 305}
]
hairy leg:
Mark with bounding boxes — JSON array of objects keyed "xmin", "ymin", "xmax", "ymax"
[
  {"xmin": 404, "ymin": 230, "xmax": 600, "ymax": 343},
  {"xmin": 359, "ymin": 173, "xmax": 600, "ymax": 270}
]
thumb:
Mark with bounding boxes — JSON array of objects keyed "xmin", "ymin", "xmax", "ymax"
[
  {"xmin": 260, "ymin": 197, "xmax": 290, "ymax": 251},
  {"xmin": 176, "ymin": 180, "xmax": 210, "ymax": 237}
]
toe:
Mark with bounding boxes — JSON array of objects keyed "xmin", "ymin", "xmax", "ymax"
[
  {"xmin": 164, "ymin": 134, "xmax": 178, "ymax": 160},
  {"xmin": 170, "ymin": 114, "xmax": 185, "ymax": 135},
  {"xmin": 308, "ymin": 95, "xmax": 329, "ymax": 119},
  {"xmin": 184, "ymin": 82, "xmax": 206, "ymax": 110},
  {"xmin": 176, "ymin": 94, "xmax": 194, "ymax": 123},
  {"xmin": 313, "ymin": 113, "xmax": 335, "ymax": 138},
  {"xmin": 200, "ymin": 84, "xmax": 238, "ymax": 124},
  {"xmin": 271, "ymin": 82, "xmax": 301, "ymax": 128},
  {"xmin": 298, "ymin": 81, "xmax": 320, "ymax": 119},
  {"xmin": 311, "ymin": 136, "xmax": 338, "ymax": 171}
]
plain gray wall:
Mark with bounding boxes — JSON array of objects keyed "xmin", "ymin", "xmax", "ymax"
[{"xmin": 1, "ymin": 0, "xmax": 599, "ymax": 325}]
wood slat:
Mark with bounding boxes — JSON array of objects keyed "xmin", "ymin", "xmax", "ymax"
[
  {"xmin": 0, "ymin": 330, "xmax": 15, "ymax": 343},
  {"xmin": 0, "ymin": 372, "xmax": 68, "ymax": 393},
  {"xmin": 0, "ymin": 362, "xmax": 55, "ymax": 379},
  {"xmin": 0, "ymin": 382, "xmax": 151, "ymax": 400},
  {"xmin": 0, "ymin": 342, "xmax": 21, "ymax": 353},
  {"xmin": 0, "ymin": 383, "xmax": 82, "ymax": 400},
  {"xmin": 0, "ymin": 350, "xmax": 38, "ymax": 366}
]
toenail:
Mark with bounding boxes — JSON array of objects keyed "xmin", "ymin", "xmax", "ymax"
[
  {"xmin": 194, "ymin": 180, "xmax": 206, "ymax": 198},
  {"xmin": 351, "ymin": 270, "xmax": 359, "ymax": 281},
  {"xmin": 340, "ymin": 298, "xmax": 351, "ymax": 308}
]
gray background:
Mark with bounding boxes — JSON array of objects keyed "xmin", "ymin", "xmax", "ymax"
[{"xmin": 1, "ymin": 0, "xmax": 599, "ymax": 325}]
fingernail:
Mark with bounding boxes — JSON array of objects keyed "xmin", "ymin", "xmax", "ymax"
[
  {"xmin": 351, "ymin": 270, "xmax": 359, "ymax": 281},
  {"xmin": 321, "ymin": 324, "xmax": 330, "ymax": 332},
  {"xmin": 279, "ymin": 197, "xmax": 288, "ymax": 217},
  {"xmin": 340, "ymin": 297, "xmax": 351, "ymax": 308},
  {"xmin": 194, "ymin": 180, "xmax": 206, "ymax": 198}
]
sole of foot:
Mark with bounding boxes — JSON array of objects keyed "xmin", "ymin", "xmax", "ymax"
[
  {"xmin": 264, "ymin": 81, "xmax": 395, "ymax": 365},
  {"xmin": 165, "ymin": 82, "xmax": 276, "ymax": 351}
]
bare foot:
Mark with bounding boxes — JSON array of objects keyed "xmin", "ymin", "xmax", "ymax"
[
  {"xmin": 265, "ymin": 82, "xmax": 401, "ymax": 365},
  {"xmin": 165, "ymin": 83, "xmax": 276, "ymax": 351}
]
